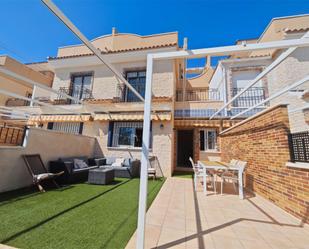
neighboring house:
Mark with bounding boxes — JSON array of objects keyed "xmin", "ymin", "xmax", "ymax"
[
  {"xmin": 209, "ymin": 14, "xmax": 309, "ymax": 133},
  {"xmin": 0, "ymin": 56, "xmax": 53, "ymax": 108}
]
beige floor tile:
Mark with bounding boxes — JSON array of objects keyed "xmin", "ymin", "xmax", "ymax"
[
  {"xmin": 157, "ymin": 227, "xmax": 186, "ymax": 249},
  {"xmin": 256, "ymin": 230, "xmax": 294, "ymax": 249},
  {"xmin": 185, "ymin": 231, "xmax": 215, "ymax": 249},
  {"xmin": 232, "ymin": 225, "xmax": 264, "ymax": 241},
  {"xmin": 212, "ymin": 235, "xmax": 245, "ymax": 249},
  {"xmin": 240, "ymin": 239, "xmax": 273, "ymax": 249},
  {"xmin": 0, "ymin": 245, "xmax": 18, "ymax": 249},
  {"xmin": 284, "ymin": 234, "xmax": 309, "ymax": 249}
]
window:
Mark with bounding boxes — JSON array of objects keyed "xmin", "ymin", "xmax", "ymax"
[
  {"xmin": 200, "ymin": 129, "xmax": 217, "ymax": 151},
  {"xmin": 108, "ymin": 121, "xmax": 151, "ymax": 148},
  {"xmin": 71, "ymin": 73, "xmax": 93, "ymax": 103},
  {"xmin": 124, "ymin": 70, "xmax": 146, "ymax": 102},
  {"xmin": 47, "ymin": 122, "xmax": 83, "ymax": 135}
]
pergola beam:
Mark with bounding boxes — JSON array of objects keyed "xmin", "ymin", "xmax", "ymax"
[
  {"xmin": 0, "ymin": 88, "xmax": 84, "ymax": 114},
  {"xmin": 231, "ymin": 75, "xmax": 309, "ymax": 119},
  {"xmin": 41, "ymin": 0, "xmax": 145, "ymax": 103},
  {"xmin": 0, "ymin": 113, "xmax": 28, "ymax": 119},
  {"xmin": 0, "ymin": 105, "xmax": 33, "ymax": 115},
  {"xmin": 0, "ymin": 109, "xmax": 29, "ymax": 117},
  {"xmin": 151, "ymin": 36, "xmax": 309, "ymax": 60}
]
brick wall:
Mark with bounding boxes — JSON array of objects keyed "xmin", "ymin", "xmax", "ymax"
[{"xmin": 220, "ymin": 104, "xmax": 309, "ymax": 222}]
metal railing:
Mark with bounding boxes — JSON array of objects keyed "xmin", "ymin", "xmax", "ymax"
[
  {"xmin": 289, "ymin": 131, "xmax": 309, "ymax": 163},
  {"xmin": 0, "ymin": 123, "xmax": 26, "ymax": 146},
  {"xmin": 116, "ymin": 83, "xmax": 145, "ymax": 102},
  {"xmin": 54, "ymin": 86, "xmax": 93, "ymax": 104},
  {"xmin": 231, "ymin": 87, "xmax": 267, "ymax": 107},
  {"xmin": 176, "ymin": 88, "xmax": 221, "ymax": 102}
]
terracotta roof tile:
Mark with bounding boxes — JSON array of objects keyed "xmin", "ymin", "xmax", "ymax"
[{"xmin": 48, "ymin": 43, "xmax": 177, "ymax": 60}]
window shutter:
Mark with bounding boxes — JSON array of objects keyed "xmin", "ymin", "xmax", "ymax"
[
  {"xmin": 200, "ymin": 130, "xmax": 205, "ymax": 151},
  {"xmin": 47, "ymin": 122, "xmax": 54, "ymax": 130},
  {"xmin": 108, "ymin": 122, "xmax": 114, "ymax": 147}
]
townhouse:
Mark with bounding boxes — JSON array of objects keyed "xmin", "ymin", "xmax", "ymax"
[{"xmin": 1, "ymin": 14, "xmax": 309, "ymax": 176}]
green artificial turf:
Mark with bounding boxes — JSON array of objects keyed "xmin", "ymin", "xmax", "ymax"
[
  {"xmin": 172, "ymin": 171, "xmax": 194, "ymax": 179},
  {"xmin": 0, "ymin": 178, "xmax": 164, "ymax": 249}
]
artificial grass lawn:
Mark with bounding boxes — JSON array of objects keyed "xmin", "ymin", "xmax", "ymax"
[
  {"xmin": 0, "ymin": 178, "xmax": 164, "ymax": 249},
  {"xmin": 172, "ymin": 171, "xmax": 193, "ymax": 179}
]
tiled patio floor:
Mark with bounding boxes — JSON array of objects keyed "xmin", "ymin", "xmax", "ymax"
[{"xmin": 126, "ymin": 177, "xmax": 309, "ymax": 249}]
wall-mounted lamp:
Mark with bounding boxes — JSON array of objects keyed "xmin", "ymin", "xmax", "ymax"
[{"xmin": 160, "ymin": 123, "xmax": 164, "ymax": 129}]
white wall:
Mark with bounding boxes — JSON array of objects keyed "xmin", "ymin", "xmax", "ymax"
[
  {"xmin": 208, "ymin": 63, "xmax": 225, "ymax": 101},
  {"xmin": 51, "ymin": 58, "xmax": 175, "ymax": 100},
  {"xmin": 0, "ymin": 128, "xmax": 96, "ymax": 193},
  {"xmin": 232, "ymin": 70, "xmax": 263, "ymax": 88}
]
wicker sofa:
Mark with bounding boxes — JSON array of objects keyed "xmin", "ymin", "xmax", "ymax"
[
  {"xmin": 99, "ymin": 157, "xmax": 140, "ymax": 178},
  {"xmin": 49, "ymin": 156, "xmax": 106, "ymax": 184}
]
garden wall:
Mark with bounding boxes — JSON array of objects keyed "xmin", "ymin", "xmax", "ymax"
[
  {"xmin": 220, "ymin": 104, "xmax": 309, "ymax": 222},
  {"xmin": 0, "ymin": 128, "xmax": 96, "ymax": 192}
]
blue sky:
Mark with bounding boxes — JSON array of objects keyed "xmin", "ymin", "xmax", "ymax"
[{"xmin": 0, "ymin": 0, "xmax": 308, "ymax": 67}]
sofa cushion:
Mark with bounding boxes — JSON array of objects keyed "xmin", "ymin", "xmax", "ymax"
[
  {"xmin": 74, "ymin": 159, "xmax": 88, "ymax": 169},
  {"xmin": 105, "ymin": 157, "xmax": 116, "ymax": 165},
  {"xmin": 60, "ymin": 156, "xmax": 88, "ymax": 164}
]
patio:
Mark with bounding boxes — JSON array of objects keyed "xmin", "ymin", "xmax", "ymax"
[{"xmin": 126, "ymin": 177, "xmax": 309, "ymax": 249}]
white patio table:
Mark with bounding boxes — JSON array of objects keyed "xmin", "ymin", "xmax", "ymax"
[{"xmin": 197, "ymin": 160, "xmax": 244, "ymax": 199}]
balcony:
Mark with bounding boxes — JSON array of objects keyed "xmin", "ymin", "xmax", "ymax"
[
  {"xmin": 231, "ymin": 87, "xmax": 268, "ymax": 107},
  {"xmin": 5, "ymin": 98, "xmax": 30, "ymax": 107},
  {"xmin": 54, "ymin": 86, "xmax": 93, "ymax": 105},
  {"xmin": 176, "ymin": 88, "xmax": 221, "ymax": 102}
]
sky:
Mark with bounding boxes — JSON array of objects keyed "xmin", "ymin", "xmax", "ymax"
[{"xmin": 0, "ymin": 0, "xmax": 309, "ymax": 68}]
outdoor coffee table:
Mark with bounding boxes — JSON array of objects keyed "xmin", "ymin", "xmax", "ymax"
[
  {"xmin": 197, "ymin": 160, "xmax": 244, "ymax": 199},
  {"xmin": 88, "ymin": 168, "xmax": 114, "ymax": 185}
]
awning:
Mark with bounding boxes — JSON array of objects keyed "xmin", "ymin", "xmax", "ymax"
[
  {"xmin": 174, "ymin": 119, "xmax": 239, "ymax": 128},
  {"xmin": 94, "ymin": 112, "xmax": 171, "ymax": 121},
  {"xmin": 28, "ymin": 114, "xmax": 91, "ymax": 123}
]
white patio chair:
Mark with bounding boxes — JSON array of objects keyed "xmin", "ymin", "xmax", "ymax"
[
  {"xmin": 221, "ymin": 160, "xmax": 247, "ymax": 195},
  {"xmin": 189, "ymin": 157, "xmax": 215, "ymax": 192}
]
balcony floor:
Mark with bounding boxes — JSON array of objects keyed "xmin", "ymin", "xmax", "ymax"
[{"xmin": 126, "ymin": 177, "xmax": 309, "ymax": 249}]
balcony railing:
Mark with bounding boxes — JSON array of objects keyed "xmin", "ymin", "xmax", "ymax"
[
  {"xmin": 176, "ymin": 88, "xmax": 221, "ymax": 102},
  {"xmin": 54, "ymin": 87, "xmax": 93, "ymax": 105},
  {"xmin": 116, "ymin": 83, "xmax": 145, "ymax": 102},
  {"xmin": 232, "ymin": 87, "xmax": 267, "ymax": 107},
  {"xmin": 0, "ymin": 123, "xmax": 26, "ymax": 146}
]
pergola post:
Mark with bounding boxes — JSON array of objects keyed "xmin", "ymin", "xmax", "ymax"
[
  {"xmin": 136, "ymin": 54, "xmax": 153, "ymax": 249},
  {"xmin": 30, "ymin": 86, "xmax": 37, "ymax": 107}
]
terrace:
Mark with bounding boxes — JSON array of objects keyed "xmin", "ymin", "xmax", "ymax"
[{"xmin": 0, "ymin": 3, "xmax": 308, "ymax": 249}]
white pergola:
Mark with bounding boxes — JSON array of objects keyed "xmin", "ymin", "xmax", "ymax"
[{"xmin": 0, "ymin": 1, "xmax": 308, "ymax": 248}]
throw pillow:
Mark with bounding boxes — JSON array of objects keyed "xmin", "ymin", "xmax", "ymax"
[
  {"xmin": 74, "ymin": 159, "xmax": 88, "ymax": 169},
  {"xmin": 111, "ymin": 158, "xmax": 124, "ymax": 167}
]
